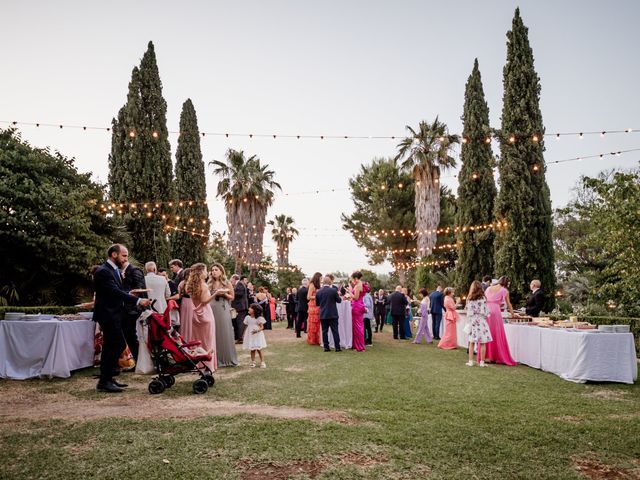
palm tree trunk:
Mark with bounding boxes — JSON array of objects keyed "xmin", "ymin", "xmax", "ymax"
[{"xmin": 415, "ymin": 169, "xmax": 441, "ymax": 256}]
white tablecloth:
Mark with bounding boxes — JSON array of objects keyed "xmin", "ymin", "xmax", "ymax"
[
  {"xmin": 504, "ymin": 324, "xmax": 637, "ymax": 384},
  {"xmin": 328, "ymin": 301, "xmax": 352, "ymax": 349},
  {"xmin": 0, "ymin": 320, "xmax": 95, "ymax": 379},
  {"xmin": 427, "ymin": 311, "xmax": 468, "ymax": 348}
]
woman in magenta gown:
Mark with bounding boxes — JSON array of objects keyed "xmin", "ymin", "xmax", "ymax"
[
  {"xmin": 349, "ymin": 271, "xmax": 366, "ymax": 352},
  {"xmin": 483, "ymin": 276, "xmax": 516, "ymax": 366}
]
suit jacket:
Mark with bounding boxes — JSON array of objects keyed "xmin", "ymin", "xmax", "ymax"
[
  {"xmin": 174, "ymin": 268, "xmax": 185, "ymax": 287},
  {"xmin": 296, "ymin": 286, "xmax": 309, "ymax": 313},
  {"xmin": 315, "ymin": 285, "xmax": 342, "ymax": 319},
  {"xmin": 122, "ymin": 264, "xmax": 146, "ymax": 315},
  {"xmin": 363, "ymin": 293, "xmax": 374, "ymax": 319},
  {"xmin": 232, "ymin": 281, "xmax": 249, "ymax": 311},
  {"xmin": 389, "ymin": 291, "xmax": 408, "ymax": 316},
  {"xmin": 93, "ymin": 261, "xmax": 140, "ymax": 325},
  {"xmin": 429, "ymin": 291, "xmax": 444, "ymax": 315},
  {"xmin": 525, "ymin": 289, "xmax": 545, "ymax": 317},
  {"xmin": 374, "ymin": 294, "xmax": 387, "ymax": 315},
  {"xmin": 286, "ymin": 293, "xmax": 296, "ymax": 313}
]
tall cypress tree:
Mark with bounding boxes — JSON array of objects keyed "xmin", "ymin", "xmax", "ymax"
[
  {"xmin": 455, "ymin": 59, "xmax": 497, "ymax": 295},
  {"xmin": 171, "ymin": 99, "xmax": 210, "ymax": 266},
  {"xmin": 108, "ymin": 42, "xmax": 175, "ymax": 266},
  {"xmin": 495, "ymin": 9, "xmax": 556, "ymax": 309}
]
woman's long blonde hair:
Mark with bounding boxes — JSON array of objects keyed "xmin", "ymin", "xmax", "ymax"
[
  {"xmin": 207, "ymin": 262, "xmax": 230, "ymax": 291},
  {"xmin": 186, "ymin": 263, "xmax": 206, "ymax": 299}
]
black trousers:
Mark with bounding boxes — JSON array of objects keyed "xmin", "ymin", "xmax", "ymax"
[
  {"xmin": 286, "ymin": 311, "xmax": 296, "ymax": 329},
  {"xmin": 374, "ymin": 309, "xmax": 385, "ymax": 332},
  {"xmin": 296, "ymin": 310, "xmax": 308, "ymax": 337},
  {"xmin": 320, "ymin": 317, "xmax": 340, "ymax": 350},
  {"xmin": 392, "ymin": 313, "xmax": 406, "ymax": 339},
  {"xmin": 121, "ymin": 312, "xmax": 139, "ymax": 361},
  {"xmin": 233, "ymin": 310, "xmax": 248, "ymax": 341},
  {"xmin": 98, "ymin": 318, "xmax": 126, "ymax": 383},
  {"xmin": 364, "ymin": 317, "xmax": 373, "ymax": 345},
  {"xmin": 431, "ymin": 312, "xmax": 442, "ymax": 339}
]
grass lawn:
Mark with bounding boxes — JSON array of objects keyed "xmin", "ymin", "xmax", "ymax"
[{"xmin": 1, "ymin": 322, "xmax": 638, "ymax": 479}]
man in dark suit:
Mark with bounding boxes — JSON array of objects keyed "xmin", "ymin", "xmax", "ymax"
[
  {"xmin": 121, "ymin": 260, "xmax": 146, "ymax": 361},
  {"xmin": 374, "ymin": 289, "xmax": 387, "ymax": 333},
  {"xmin": 296, "ymin": 278, "xmax": 309, "ymax": 338},
  {"xmin": 525, "ymin": 279, "xmax": 545, "ymax": 317},
  {"xmin": 429, "ymin": 285, "xmax": 444, "ymax": 340},
  {"xmin": 169, "ymin": 259, "xmax": 185, "ymax": 287},
  {"xmin": 315, "ymin": 276, "xmax": 342, "ymax": 351},
  {"xmin": 231, "ymin": 275, "xmax": 249, "ymax": 342},
  {"xmin": 286, "ymin": 287, "xmax": 297, "ymax": 329},
  {"xmin": 389, "ymin": 286, "xmax": 408, "ymax": 339},
  {"xmin": 93, "ymin": 244, "xmax": 150, "ymax": 393}
]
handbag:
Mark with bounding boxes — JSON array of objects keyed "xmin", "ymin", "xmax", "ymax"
[
  {"xmin": 463, "ymin": 322, "xmax": 472, "ymax": 335},
  {"xmin": 230, "ymin": 307, "xmax": 238, "ymax": 319}
]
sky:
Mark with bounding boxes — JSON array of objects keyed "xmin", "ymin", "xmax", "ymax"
[{"xmin": 2, "ymin": 0, "xmax": 639, "ymax": 275}]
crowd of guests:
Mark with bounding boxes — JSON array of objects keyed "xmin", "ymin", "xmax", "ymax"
[{"xmin": 92, "ymin": 242, "xmax": 547, "ymax": 393}]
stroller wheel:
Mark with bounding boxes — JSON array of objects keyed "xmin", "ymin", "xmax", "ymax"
[
  {"xmin": 193, "ymin": 378, "xmax": 208, "ymax": 394},
  {"xmin": 149, "ymin": 379, "xmax": 165, "ymax": 394},
  {"xmin": 160, "ymin": 375, "xmax": 175, "ymax": 388},
  {"xmin": 204, "ymin": 374, "xmax": 215, "ymax": 387}
]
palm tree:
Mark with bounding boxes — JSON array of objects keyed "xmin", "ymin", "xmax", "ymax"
[
  {"xmin": 267, "ymin": 214, "xmax": 299, "ymax": 266},
  {"xmin": 210, "ymin": 149, "xmax": 281, "ymax": 275},
  {"xmin": 395, "ymin": 118, "xmax": 459, "ymax": 257}
]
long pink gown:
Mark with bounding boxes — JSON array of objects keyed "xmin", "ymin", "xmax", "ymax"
[
  {"xmin": 179, "ymin": 296, "xmax": 194, "ymax": 342},
  {"xmin": 191, "ymin": 301, "xmax": 217, "ymax": 371},
  {"xmin": 438, "ymin": 296, "xmax": 459, "ymax": 349},
  {"xmin": 483, "ymin": 287, "xmax": 516, "ymax": 365},
  {"xmin": 351, "ymin": 284, "xmax": 366, "ymax": 352}
]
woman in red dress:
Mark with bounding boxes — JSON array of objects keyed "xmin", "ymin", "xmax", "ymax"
[{"xmin": 306, "ymin": 272, "xmax": 322, "ymax": 345}]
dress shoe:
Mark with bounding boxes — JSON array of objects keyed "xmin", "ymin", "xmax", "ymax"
[
  {"xmin": 96, "ymin": 381, "xmax": 123, "ymax": 393},
  {"xmin": 112, "ymin": 379, "xmax": 128, "ymax": 388},
  {"xmin": 335, "ymin": 348, "xmax": 342, "ymax": 352},
  {"xmin": 324, "ymin": 348, "xmax": 331, "ymax": 352}
]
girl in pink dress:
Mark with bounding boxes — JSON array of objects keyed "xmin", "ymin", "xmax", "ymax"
[
  {"xmin": 350, "ymin": 271, "xmax": 366, "ymax": 352},
  {"xmin": 438, "ymin": 287, "xmax": 459, "ymax": 349},
  {"xmin": 185, "ymin": 263, "xmax": 217, "ymax": 371},
  {"xmin": 483, "ymin": 276, "xmax": 516, "ymax": 366}
]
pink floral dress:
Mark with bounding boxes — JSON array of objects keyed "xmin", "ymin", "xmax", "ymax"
[{"xmin": 466, "ymin": 299, "xmax": 493, "ymax": 344}]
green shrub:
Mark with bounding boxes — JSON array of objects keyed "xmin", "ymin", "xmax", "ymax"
[{"xmin": 0, "ymin": 306, "xmax": 82, "ymax": 319}]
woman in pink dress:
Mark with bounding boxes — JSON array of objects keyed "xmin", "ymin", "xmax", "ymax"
[
  {"xmin": 178, "ymin": 268, "xmax": 193, "ymax": 341},
  {"xmin": 185, "ymin": 263, "xmax": 217, "ymax": 371},
  {"xmin": 269, "ymin": 293, "xmax": 277, "ymax": 322},
  {"xmin": 483, "ymin": 276, "xmax": 516, "ymax": 366},
  {"xmin": 438, "ymin": 287, "xmax": 459, "ymax": 349},
  {"xmin": 349, "ymin": 271, "xmax": 366, "ymax": 352}
]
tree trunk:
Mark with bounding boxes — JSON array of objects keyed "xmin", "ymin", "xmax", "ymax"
[
  {"xmin": 397, "ymin": 268, "xmax": 407, "ymax": 286},
  {"xmin": 414, "ymin": 169, "xmax": 441, "ymax": 257}
]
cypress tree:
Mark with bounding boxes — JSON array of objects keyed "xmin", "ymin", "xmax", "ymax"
[
  {"xmin": 494, "ymin": 9, "xmax": 556, "ymax": 310},
  {"xmin": 455, "ymin": 59, "xmax": 497, "ymax": 295},
  {"xmin": 108, "ymin": 42, "xmax": 175, "ymax": 266},
  {"xmin": 171, "ymin": 99, "xmax": 210, "ymax": 266}
]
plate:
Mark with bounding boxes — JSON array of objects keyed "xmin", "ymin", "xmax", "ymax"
[{"xmin": 130, "ymin": 289, "xmax": 151, "ymax": 293}]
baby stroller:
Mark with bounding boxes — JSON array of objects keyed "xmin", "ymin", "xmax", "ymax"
[{"xmin": 146, "ymin": 300, "xmax": 215, "ymax": 394}]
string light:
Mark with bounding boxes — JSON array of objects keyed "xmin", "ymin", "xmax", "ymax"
[
  {"xmin": 5, "ymin": 120, "xmax": 639, "ymax": 142},
  {"xmin": 359, "ymin": 221, "xmax": 507, "ymax": 239}
]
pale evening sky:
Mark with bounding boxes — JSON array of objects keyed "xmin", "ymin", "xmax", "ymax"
[{"xmin": 2, "ymin": 1, "xmax": 639, "ymax": 276}]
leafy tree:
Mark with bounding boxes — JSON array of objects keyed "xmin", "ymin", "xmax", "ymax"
[
  {"xmin": 267, "ymin": 214, "xmax": 299, "ymax": 266},
  {"xmin": 171, "ymin": 99, "xmax": 210, "ymax": 265},
  {"xmin": 395, "ymin": 118, "xmax": 459, "ymax": 257},
  {"xmin": 0, "ymin": 129, "xmax": 118, "ymax": 305},
  {"xmin": 210, "ymin": 149, "xmax": 281, "ymax": 275},
  {"xmin": 359, "ymin": 268, "xmax": 383, "ymax": 293},
  {"xmin": 342, "ymin": 157, "xmax": 416, "ymax": 285},
  {"xmin": 494, "ymin": 9, "xmax": 555, "ymax": 309},
  {"xmin": 274, "ymin": 267, "xmax": 305, "ymax": 297},
  {"xmin": 108, "ymin": 41, "xmax": 175, "ymax": 266},
  {"xmin": 554, "ymin": 168, "xmax": 640, "ymax": 316},
  {"xmin": 205, "ymin": 231, "xmax": 236, "ymax": 275},
  {"xmin": 455, "ymin": 59, "xmax": 497, "ymax": 294}
]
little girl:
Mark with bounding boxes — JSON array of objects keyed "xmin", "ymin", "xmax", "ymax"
[
  {"xmin": 243, "ymin": 303, "xmax": 268, "ymax": 368},
  {"xmin": 465, "ymin": 280, "xmax": 493, "ymax": 367}
]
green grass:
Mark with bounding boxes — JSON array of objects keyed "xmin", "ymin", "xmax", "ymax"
[{"xmin": 1, "ymin": 323, "xmax": 638, "ymax": 479}]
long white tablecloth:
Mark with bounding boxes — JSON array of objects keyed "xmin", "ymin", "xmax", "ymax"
[
  {"xmin": 328, "ymin": 301, "xmax": 352, "ymax": 349},
  {"xmin": 0, "ymin": 320, "xmax": 95, "ymax": 379},
  {"xmin": 504, "ymin": 323, "xmax": 637, "ymax": 384}
]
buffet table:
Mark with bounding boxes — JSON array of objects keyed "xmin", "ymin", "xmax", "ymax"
[
  {"xmin": 0, "ymin": 319, "xmax": 95, "ymax": 379},
  {"xmin": 504, "ymin": 323, "xmax": 637, "ymax": 384}
]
